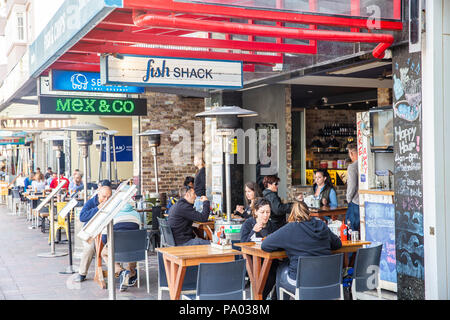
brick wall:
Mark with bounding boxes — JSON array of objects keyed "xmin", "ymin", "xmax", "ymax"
[{"xmin": 140, "ymin": 91, "xmax": 205, "ymax": 196}]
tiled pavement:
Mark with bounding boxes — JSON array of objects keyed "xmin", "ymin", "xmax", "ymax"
[{"xmin": 0, "ymin": 204, "xmax": 161, "ymax": 300}]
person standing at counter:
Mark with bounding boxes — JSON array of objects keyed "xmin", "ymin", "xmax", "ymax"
[
  {"xmin": 346, "ymin": 143, "xmax": 360, "ymax": 232},
  {"xmin": 313, "ymin": 169, "xmax": 338, "ymax": 207},
  {"xmin": 193, "ymin": 153, "xmax": 206, "ymax": 213}
]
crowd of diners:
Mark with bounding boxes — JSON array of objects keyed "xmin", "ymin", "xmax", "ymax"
[
  {"xmin": 12, "ymin": 145, "xmax": 359, "ymax": 298},
  {"xmin": 162, "ymin": 152, "xmax": 351, "ymax": 300},
  {"xmin": 13, "ymin": 167, "xmax": 84, "ymax": 195}
]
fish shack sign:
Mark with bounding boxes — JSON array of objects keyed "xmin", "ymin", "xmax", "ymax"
[{"xmin": 100, "ymin": 55, "xmax": 243, "ymax": 89}]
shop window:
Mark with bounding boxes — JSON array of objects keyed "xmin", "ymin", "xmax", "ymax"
[{"xmin": 16, "ymin": 12, "xmax": 25, "ymax": 41}]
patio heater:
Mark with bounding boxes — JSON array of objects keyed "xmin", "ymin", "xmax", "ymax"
[
  {"xmin": 196, "ymin": 106, "xmax": 258, "ymax": 222},
  {"xmin": 137, "ymin": 130, "xmax": 164, "ymax": 195},
  {"xmin": 37, "ymin": 136, "xmax": 68, "ymax": 258},
  {"xmin": 63, "ymin": 123, "xmax": 108, "ymax": 205}
]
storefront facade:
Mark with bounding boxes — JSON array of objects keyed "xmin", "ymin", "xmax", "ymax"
[{"xmin": 4, "ymin": 0, "xmax": 449, "ymax": 299}]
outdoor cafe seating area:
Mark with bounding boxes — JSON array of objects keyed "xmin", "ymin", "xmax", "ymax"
[{"xmin": 0, "ymin": 179, "xmax": 383, "ymax": 301}]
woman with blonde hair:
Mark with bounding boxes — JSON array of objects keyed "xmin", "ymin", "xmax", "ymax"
[
  {"xmin": 31, "ymin": 172, "xmax": 46, "ymax": 192},
  {"xmin": 262, "ymin": 201, "xmax": 342, "ymax": 298}
]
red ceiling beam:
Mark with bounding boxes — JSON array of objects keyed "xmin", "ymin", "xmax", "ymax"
[
  {"xmin": 132, "ymin": 12, "xmax": 394, "ymax": 58},
  {"xmin": 57, "ymin": 53, "xmax": 100, "ymax": 65},
  {"xmin": 69, "ymin": 42, "xmax": 283, "ymax": 64},
  {"xmin": 48, "ymin": 63, "xmax": 101, "ymax": 73},
  {"xmin": 123, "ymin": 0, "xmax": 403, "ymax": 30},
  {"xmin": 82, "ymin": 29, "xmax": 316, "ymax": 54}
]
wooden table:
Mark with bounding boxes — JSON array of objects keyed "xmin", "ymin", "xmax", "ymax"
[
  {"xmin": 235, "ymin": 240, "xmax": 371, "ymax": 300},
  {"xmin": 192, "ymin": 220, "xmax": 215, "ymax": 240},
  {"xmin": 309, "ymin": 206, "xmax": 348, "ymax": 223},
  {"xmin": 156, "ymin": 244, "xmax": 242, "ymax": 300}
]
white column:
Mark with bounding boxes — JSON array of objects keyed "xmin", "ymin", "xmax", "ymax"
[{"xmin": 422, "ymin": 0, "xmax": 449, "ymax": 299}]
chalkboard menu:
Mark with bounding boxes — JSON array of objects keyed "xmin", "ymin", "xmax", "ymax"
[
  {"xmin": 364, "ymin": 202, "xmax": 396, "ymax": 284},
  {"xmin": 392, "ymin": 45, "xmax": 424, "ymax": 299}
]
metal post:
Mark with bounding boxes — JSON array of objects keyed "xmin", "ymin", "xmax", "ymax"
[
  {"xmin": 151, "ymin": 146, "xmax": 159, "ymax": 194},
  {"xmin": 83, "ymin": 148, "xmax": 88, "ymax": 205},
  {"xmin": 112, "ymin": 136, "xmax": 118, "ymax": 185},
  {"xmin": 37, "ymin": 196, "xmax": 67, "ymax": 258},
  {"xmin": 98, "ymin": 134, "xmax": 103, "ymax": 183},
  {"xmin": 49, "ymin": 197, "xmax": 55, "ymax": 254},
  {"xmin": 223, "ymin": 136, "xmax": 232, "ymax": 222},
  {"xmin": 107, "ymin": 221, "xmax": 116, "ymax": 300},
  {"xmin": 106, "ymin": 135, "xmax": 111, "ymax": 181}
]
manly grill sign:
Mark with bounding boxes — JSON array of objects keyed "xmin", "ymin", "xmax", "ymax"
[{"xmin": 100, "ymin": 55, "xmax": 243, "ymax": 89}]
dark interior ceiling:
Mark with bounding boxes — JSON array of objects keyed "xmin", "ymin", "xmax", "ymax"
[{"xmin": 291, "ymin": 61, "xmax": 392, "ymax": 110}]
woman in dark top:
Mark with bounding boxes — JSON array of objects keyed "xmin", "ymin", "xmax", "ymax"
[
  {"xmin": 262, "ymin": 175, "xmax": 302, "ymax": 230},
  {"xmin": 233, "ymin": 181, "xmax": 261, "ymax": 220},
  {"xmin": 312, "ymin": 169, "xmax": 338, "ymax": 207},
  {"xmin": 240, "ymin": 198, "xmax": 278, "ymax": 299},
  {"xmin": 261, "ymin": 201, "xmax": 342, "ymax": 298},
  {"xmin": 240, "ymin": 198, "xmax": 277, "ymax": 242}
]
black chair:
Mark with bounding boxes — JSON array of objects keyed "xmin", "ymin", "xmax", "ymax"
[
  {"xmin": 11, "ymin": 189, "xmax": 24, "ymax": 215},
  {"xmin": 113, "ymin": 229, "xmax": 150, "ymax": 294},
  {"xmin": 279, "ymin": 254, "xmax": 344, "ymax": 300},
  {"xmin": 351, "ymin": 244, "xmax": 383, "ymax": 300},
  {"xmin": 157, "ymin": 252, "xmax": 197, "ymax": 299},
  {"xmin": 182, "ymin": 259, "xmax": 247, "ymax": 300},
  {"xmin": 148, "ymin": 206, "xmax": 162, "ymax": 251},
  {"xmin": 157, "ymin": 216, "xmax": 175, "ymax": 247}
]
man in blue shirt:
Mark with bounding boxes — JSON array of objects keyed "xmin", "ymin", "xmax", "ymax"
[
  {"xmin": 68, "ymin": 172, "xmax": 84, "ymax": 194},
  {"xmin": 74, "ymin": 185, "xmax": 112, "ymax": 282},
  {"xmin": 23, "ymin": 172, "xmax": 35, "ymax": 190}
]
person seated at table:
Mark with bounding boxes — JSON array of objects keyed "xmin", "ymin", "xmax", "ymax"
[
  {"xmin": 69, "ymin": 172, "xmax": 84, "ymax": 194},
  {"xmin": 69, "ymin": 169, "xmax": 80, "ymax": 184},
  {"xmin": 31, "ymin": 173, "xmax": 46, "ymax": 193},
  {"xmin": 24, "ymin": 172, "xmax": 35, "ymax": 190},
  {"xmin": 50, "ymin": 173, "xmax": 70, "ymax": 189},
  {"xmin": 168, "ymin": 185, "xmax": 210, "ymax": 246},
  {"xmin": 74, "ymin": 185, "xmax": 113, "ymax": 282},
  {"xmin": 241, "ymin": 198, "xmax": 277, "ymax": 242},
  {"xmin": 46, "ymin": 172, "xmax": 56, "ymax": 186},
  {"xmin": 100, "ymin": 202, "xmax": 142, "ymax": 292},
  {"xmin": 313, "ymin": 169, "xmax": 338, "ymax": 207},
  {"xmin": 44, "ymin": 167, "xmax": 53, "ymax": 180},
  {"xmin": 233, "ymin": 181, "xmax": 261, "ymax": 220},
  {"xmin": 241, "ymin": 197, "xmax": 279, "ymax": 300},
  {"xmin": 183, "ymin": 176, "xmax": 194, "ymax": 188},
  {"xmin": 263, "ymin": 175, "xmax": 302, "ymax": 231},
  {"xmin": 261, "ymin": 201, "xmax": 342, "ymax": 299}
]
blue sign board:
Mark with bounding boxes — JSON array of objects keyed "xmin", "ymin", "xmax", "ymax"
[
  {"xmin": 364, "ymin": 202, "xmax": 397, "ymax": 284},
  {"xmin": 51, "ymin": 70, "xmax": 144, "ymax": 94},
  {"xmin": 101, "ymin": 136, "xmax": 133, "ymax": 162}
]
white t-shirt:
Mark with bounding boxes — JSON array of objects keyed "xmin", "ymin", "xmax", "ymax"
[{"xmin": 31, "ymin": 180, "xmax": 46, "ymax": 192}]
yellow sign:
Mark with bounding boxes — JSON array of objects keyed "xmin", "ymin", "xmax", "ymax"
[
  {"xmin": 0, "ymin": 182, "xmax": 8, "ymax": 196},
  {"xmin": 231, "ymin": 138, "xmax": 238, "ymax": 154}
]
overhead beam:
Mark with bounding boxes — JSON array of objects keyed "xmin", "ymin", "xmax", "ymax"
[
  {"xmin": 83, "ymin": 29, "xmax": 316, "ymax": 54},
  {"xmin": 123, "ymin": 0, "xmax": 403, "ymax": 30},
  {"xmin": 69, "ymin": 43, "xmax": 283, "ymax": 64}
]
